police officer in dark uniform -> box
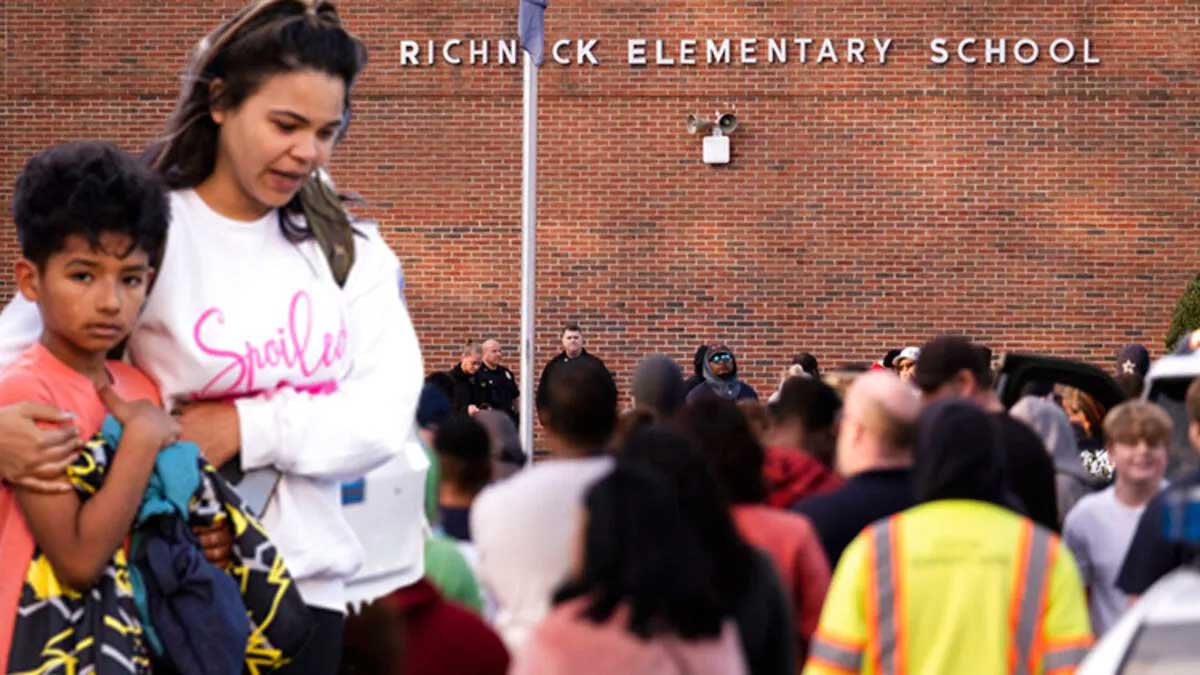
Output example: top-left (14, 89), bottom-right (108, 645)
top-left (446, 341), bottom-right (485, 415)
top-left (477, 339), bottom-right (520, 424)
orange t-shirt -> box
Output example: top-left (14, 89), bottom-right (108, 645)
top-left (0, 342), bottom-right (160, 671)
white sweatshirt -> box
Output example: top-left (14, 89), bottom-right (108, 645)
top-left (0, 189), bottom-right (426, 611)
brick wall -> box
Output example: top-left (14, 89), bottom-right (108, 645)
top-left (1, 1), bottom-right (1197, 402)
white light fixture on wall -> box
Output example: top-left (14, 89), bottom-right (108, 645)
top-left (686, 112), bottom-right (740, 165)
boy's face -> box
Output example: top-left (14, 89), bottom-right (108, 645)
top-left (17, 232), bottom-right (152, 356)
top-left (1109, 438), bottom-right (1168, 486)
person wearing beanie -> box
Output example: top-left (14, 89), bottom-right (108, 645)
top-left (631, 354), bottom-right (687, 420)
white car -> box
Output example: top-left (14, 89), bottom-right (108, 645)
top-left (1144, 331), bottom-right (1200, 480)
top-left (1078, 567), bottom-right (1200, 675)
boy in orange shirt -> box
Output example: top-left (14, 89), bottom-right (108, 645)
top-left (0, 141), bottom-right (177, 672)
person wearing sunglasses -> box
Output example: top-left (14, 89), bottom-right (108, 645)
top-left (686, 344), bottom-right (759, 404)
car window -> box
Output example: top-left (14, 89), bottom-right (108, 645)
top-left (1119, 621), bottom-right (1200, 675)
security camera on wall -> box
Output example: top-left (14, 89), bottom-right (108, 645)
top-left (686, 112), bottom-right (739, 165)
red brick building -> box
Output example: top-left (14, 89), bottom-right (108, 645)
top-left (1, 1), bottom-right (1196, 398)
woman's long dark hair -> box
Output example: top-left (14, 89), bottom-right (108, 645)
top-left (680, 398), bottom-right (768, 505)
top-left (913, 399), bottom-right (1008, 506)
top-left (556, 462), bottom-right (727, 640)
top-left (609, 427), bottom-right (757, 620)
top-left (147, 0), bottom-right (366, 279)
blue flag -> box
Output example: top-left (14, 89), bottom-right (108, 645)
top-left (518, 0), bottom-right (547, 66)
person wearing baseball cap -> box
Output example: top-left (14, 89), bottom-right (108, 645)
top-left (1116, 344), bottom-right (1150, 378)
top-left (894, 346), bottom-right (920, 382)
top-left (1114, 344), bottom-right (1151, 399)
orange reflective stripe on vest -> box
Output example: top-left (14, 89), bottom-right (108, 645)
top-left (1010, 521), bottom-right (1053, 675)
top-left (869, 516), bottom-right (905, 675)
top-left (867, 517), bottom-right (1058, 675)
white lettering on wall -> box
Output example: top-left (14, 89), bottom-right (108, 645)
top-left (707, 39), bottom-right (731, 64)
top-left (393, 36), bottom-right (1100, 68)
top-left (874, 38), bottom-right (893, 64)
top-left (628, 39), bottom-right (647, 65)
top-left (768, 38), bottom-right (787, 63)
top-left (498, 39), bottom-right (518, 65)
top-left (578, 39), bottom-right (600, 65)
top-left (741, 38), bottom-right (758, 64)
top-left (679, 39), bottom-right (698, 65)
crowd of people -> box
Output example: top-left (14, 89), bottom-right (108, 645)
top-left (392, 331), bottom-right (1200, 674)
top-left (0, 1), bottom-right (1198, 674)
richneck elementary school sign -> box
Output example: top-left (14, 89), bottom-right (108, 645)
top-left (398, 36), bottom-right (1099, 67)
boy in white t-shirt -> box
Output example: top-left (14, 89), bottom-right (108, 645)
top-left (1062, 400), bottom-right (1171, 635)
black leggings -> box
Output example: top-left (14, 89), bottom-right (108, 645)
top-left (277, 606), bottom-right (345, 675)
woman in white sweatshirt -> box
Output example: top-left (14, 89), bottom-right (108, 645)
top-left (0, 2), bottom-right (424, 672)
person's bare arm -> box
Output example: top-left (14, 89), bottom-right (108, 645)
top-left (15, 387), bottom-right (178, 588)
top-left (0, 402), bottom-right (82, 493)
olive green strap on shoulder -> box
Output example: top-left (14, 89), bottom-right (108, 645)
top-left (300, 176), bottom-right (356, 288)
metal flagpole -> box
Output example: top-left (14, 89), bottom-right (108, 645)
top-left (519, 53), bottom-right (538, 462)
top-left (517, 0), bottom-right (545, 463)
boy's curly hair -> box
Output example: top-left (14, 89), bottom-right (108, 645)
top-left (13, 141), bottom-right (168, 268)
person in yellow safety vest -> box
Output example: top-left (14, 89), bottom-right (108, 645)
top-left (804, 400), bottom-right (1093, 675)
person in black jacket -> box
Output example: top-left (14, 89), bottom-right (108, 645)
top-left (536, 323), bottom-right (608, 410)
top-left (477, 339), bottom-right (520, 424)
top-left (447, 342), bottom-right (484, 415)
top-left (914, 335), bottom-right (1060, 532)
top-left (683, 344), bottom-right (709, 395)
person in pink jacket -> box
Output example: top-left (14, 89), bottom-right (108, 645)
top-left (512, 463), bottom-right (746, 675)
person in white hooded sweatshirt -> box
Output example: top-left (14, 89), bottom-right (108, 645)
top-left (0, 2), bottom-right (425, 672)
